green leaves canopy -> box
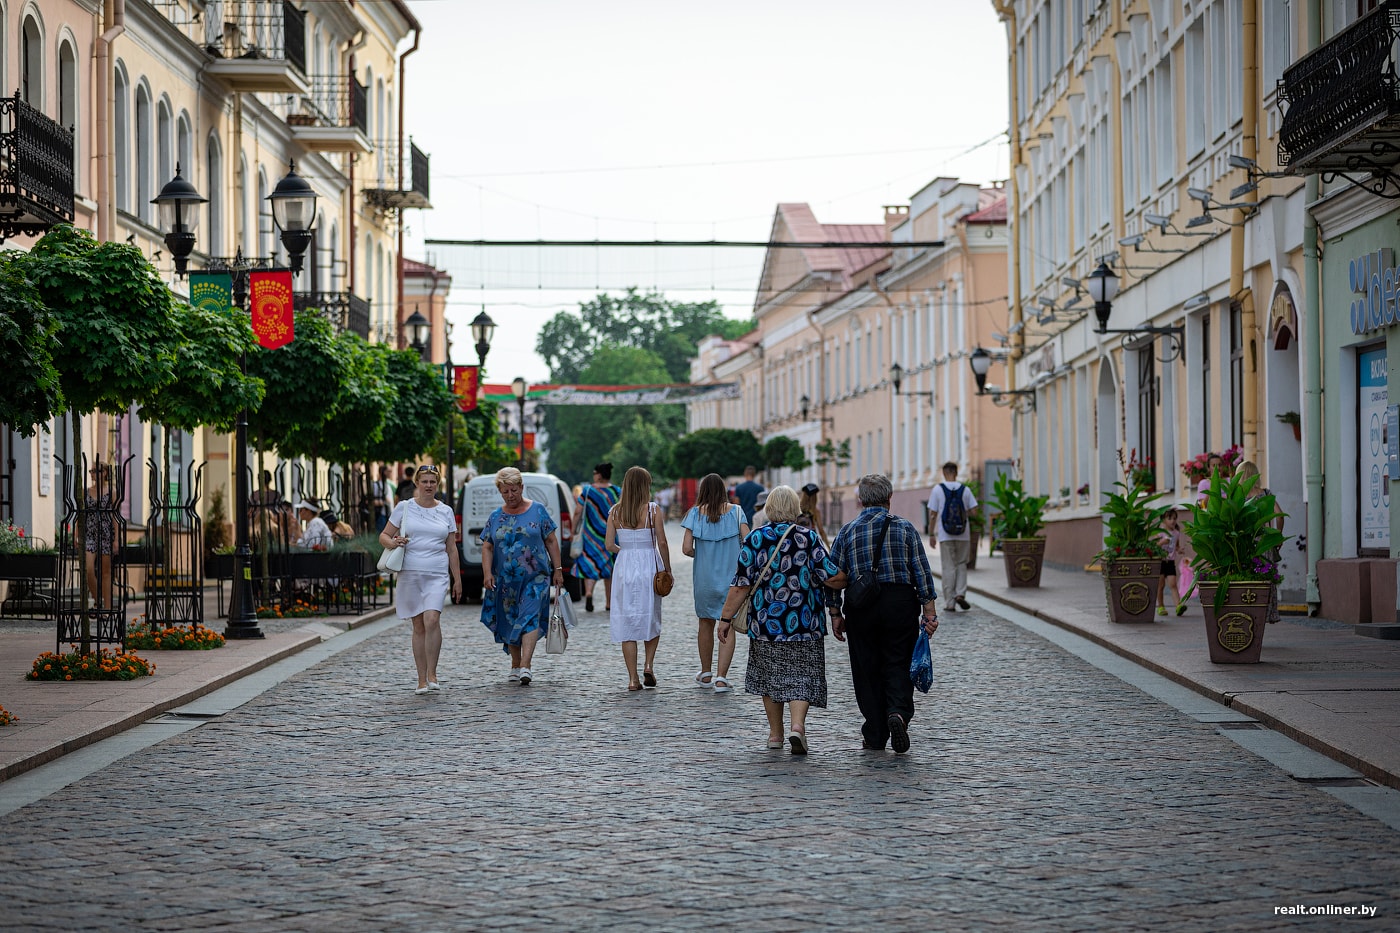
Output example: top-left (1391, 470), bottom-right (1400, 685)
top-left (139, 301), bottom-right (265, 434)
top-left (1095, 480), bottom-right (1171, 562)
top-left (0, 250), bottom-right (63, 435)
top-left (762, 435), bottom-right (810, 472)
top-left (669, 428), bottom-right (762, 480)
top-left (1184, 470), bottom-right (1288, 583)
top-left (246, 307), bottom-right (349, 456)
top-left (305, 335), bottom-right (394, 466)
top-left (987, 472), bottom-right (1048, 540)
top-left (368, 348), bottom-right (456, 463)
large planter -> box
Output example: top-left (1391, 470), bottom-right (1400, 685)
top-left (1001, 537), bottom-right (1045, 588)
top-left (205, 553), bottom-right (235, 580)
top-left (966, 529), bottom-right (981, 570)
top-left (1198, 581), bottom-right (1271, 663)
top-left (1103, 559), bottom-right (1161, 623)
top-left (0, 552), bottom-right (59, 579)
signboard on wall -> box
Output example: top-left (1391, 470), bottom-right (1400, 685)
top-left (38, 427), bottom-right (51, 496)
top-left (1359, 347), bottom-right (1390, 552)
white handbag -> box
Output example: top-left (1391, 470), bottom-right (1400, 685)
top-left (546, 585), bottom-right (573, 655)
top-left (376, 508), bottom-right (410, 573)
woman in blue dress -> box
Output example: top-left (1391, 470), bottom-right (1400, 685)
top-left (571, 462), bottom-right (620, 612)
top-left (681, 473), bottom-right (749, 693)
top-left (480, 467), bottom-right (564, 686)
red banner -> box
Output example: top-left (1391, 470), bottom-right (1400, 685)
top-left (524, 432), bottom-right (536, 451)
top-left (452, 365), bottom-right (480, 413)
top-left (249, 271), bottom-right (294, 349)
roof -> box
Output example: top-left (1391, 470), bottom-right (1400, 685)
top-left (755, 204), bottom-right (890, 304)
top-left (403, 257), bottom-right (449, 278)
top-left (964, 192), bottom-right (1008, 224)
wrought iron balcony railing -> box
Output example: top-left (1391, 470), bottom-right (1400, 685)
top-left (1278, 0), bottom-right (1400, 183)
top-left (364, 141), bottom-right (432, 210)
top-left (294, 291), bottom-right (371, 340)
top-left (0, 93), bottom-right (75, 241)
top-left (204, 0), bottom-right (307, 76)
top-left (288, 76), bottom-right (368, 135)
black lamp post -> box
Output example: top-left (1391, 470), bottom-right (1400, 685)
top-left (967, 346), bottom-right (1036, 408)
top-left (511, 376), bottom-right (528, 470)
top-left (889, 361), bottom-right (934, 402)
top-left (1086, 260), bottom-right (1184, 357)
top-left (152, 164), bottom-right (205, 276)
top-left (405, 309), bottom-right (431, 359)
top-left (155, 161), bottom-right (317, 640)
top-left (471, 310), bottom-right (496, 368)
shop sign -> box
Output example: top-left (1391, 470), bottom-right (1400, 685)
top-left (1350, 248), bottom-right (1400, 335)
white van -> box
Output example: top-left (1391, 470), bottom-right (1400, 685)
top-left (457, 471), bottom-right (578, 601)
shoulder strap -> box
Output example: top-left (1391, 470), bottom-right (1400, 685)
top-left (870, 514), bottom-right (892, 572)
top-left (754, 524), bottom-right (796, 590)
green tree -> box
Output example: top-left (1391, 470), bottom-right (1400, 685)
top-left (246, 307), bottom-right (349, 457)
top-left (139, 300), bottom-right (265, 435)
top-left (669, 428), bottom-right (763, 479)
top-left (424, 401), bottom-right (517, 474)
top-left (0, 251), bottom-right (63, 435)
top-left (305, 334), bottom-right (394, 467)
top-left (368, 348), bottom-right (456, 463)
top-left (606, 417), bottom-right (675, 482)
top-left (537, 288), bottom-right (752, 384)
top-left (543, 345), bottom-right (683, 485)
top-left (762, 435), bottom-right (811, 472)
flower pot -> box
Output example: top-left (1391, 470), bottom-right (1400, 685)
top-left (1197, 581), bottom-right (1271, 663)
top-left (966, 529), bottom-right (980, 570)
top-left (1291, 423), bottom-right (1302, 442)
top-left (1001, 537), bottom-right (1045, 588)
top-left (1103, 560), bottom-right (1161, 623)
top-left (0, 552), bottom-right (58, 579)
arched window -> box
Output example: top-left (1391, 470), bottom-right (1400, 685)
top-left (376, 244), bottom-right (386, 335)
top-left (114, 64), bottom-right (130, 212)
top-left (59, 39), bottom-right (78, 187)
top-left (206, 133), bottom-right (224, 255)
top-left (21, 15), bottom-right (41, 109)
top-left (363, 234), bottom-right (374, 334)
top-left (376, 78), bottom-right (386, 181)
top-left (134, 83), bottom-right (152, 222)
top-left (156, 98), bottom-right (173, 194)
top-left (328, 220), bottom-right (339, 288)
top-left (176, 112), bottom-right (192, 173)
top-left (239, 156), bottom-right (251, 255)
top-left (257, 168), bottom-right (272, 258)
top-left (312, 210), bottom-right (325, 292)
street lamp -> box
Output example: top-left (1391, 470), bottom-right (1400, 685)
top-left (405, 308), bottom-right (431, 360)
top-left (470, 310), bottom-right (496, 367)
top-left (1086, 260), bottom-right (1184, 359)
top-left (967, 346), bottom-right (1036, 409)
top-left (889, 361), bottom-right (934, 402)
top-left (151, 164), bottom-right (205, 276)
top-left (511, 377), bottom-right (528, 470)
top-left (155, 162), bottom-right (317, 639)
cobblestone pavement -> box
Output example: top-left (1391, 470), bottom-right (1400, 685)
top-left (1, 533), bottom-right (1398, 931)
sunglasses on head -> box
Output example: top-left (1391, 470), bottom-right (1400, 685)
top-left (416, 465), bottom-right (440, 475)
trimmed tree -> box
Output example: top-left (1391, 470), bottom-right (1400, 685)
top-left (669, 428), bottom-right (762, 480)
top-left (0, 250), bottom-right (64, 435)
top-left (368, 348), bottom-right (457, 464)
top-left (246, 307), bottom-right (349, 459)
top-left (762, 435), bottom-right (811, 472)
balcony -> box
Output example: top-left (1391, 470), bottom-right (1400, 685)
top-left (1278, 0), bottom-right (1400, 185)
top-left (287, 76), bottom-right (371, 154)
top-left (363, 141), bottom-right (432, 210)
top-left (0, 94), bottom-right (75, 241)
top-left (294, 291), bottom-right (371, 340)
top-left (203, 0), bottom-right (309, 95)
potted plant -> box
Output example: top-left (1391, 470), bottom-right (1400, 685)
top-left (1184, 470), bottom-right (1288, 663)
top-left (1276, 410), bottom-right (1301, 441)
top-left (0, 520), bottom-right (58, 580)
top-left (1077, 482), bottom-right (1091, 506)
top-left (1096, 478), bottom-right (1172, 623)
top-left (987, 472), bottom-right (1049, 588)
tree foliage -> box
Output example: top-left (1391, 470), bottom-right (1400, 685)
top-left (606, 417), bottom-right (674, 482)
top-left (669, 428), bottom-right (762, 480)
top-left (139, 300), bottom-right (265, 434)
top-left (0, 250), bottom-right (64, 435)
top-left (368, 348), bottom-right (456, 463)
top-left (762, 435), bottom-right (810, 472)
top-left (245, 308), bottom-right (349, 456)
top-left (309, 335), bottom-right (395, 466)
top-left (424, 400), bottom-right (517, 473)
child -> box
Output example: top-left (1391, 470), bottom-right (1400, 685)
top-left (1157, 509), bottom-right (1186, 616)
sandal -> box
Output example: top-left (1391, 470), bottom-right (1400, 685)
top-left (694, 670), bottom-right (714, 688)
top-left (713, 675), bottom-right (733, 694)
top-left (789, 732), bottom-right (808, 755)
top-left (628, 680), bottom-right (643, 691)
top-left (643, 670), bottom-right (657, 689)
top-left (766, 736), bottom-right (784, 749)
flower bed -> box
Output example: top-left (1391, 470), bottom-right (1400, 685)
top-left (28, 650), bottom-right (154, 681)
top-left (256, 600), bottom-right (323, 619)
top-left (0, 705), bottom-right (16, 726)
top-left (126, 621), bottom-right (225, 650)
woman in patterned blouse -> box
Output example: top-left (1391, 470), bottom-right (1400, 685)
top-left (717, 486), bottom-right (847, 755)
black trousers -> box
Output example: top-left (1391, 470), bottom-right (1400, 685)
top-left (845, 583), bottom-right (919, 748)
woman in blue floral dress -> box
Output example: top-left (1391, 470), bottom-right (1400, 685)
top-left (717, 485), bottom-right (846, 755)
top-left (480, 467), bottom-right (564, 686)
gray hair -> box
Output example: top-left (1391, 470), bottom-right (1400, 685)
top-left (764, 485), bottom-right (801, 523)
top-left (856, 474), bottom-right (893, 507)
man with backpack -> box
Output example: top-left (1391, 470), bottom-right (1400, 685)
top-left (928, 462), bottom-right (978, 612)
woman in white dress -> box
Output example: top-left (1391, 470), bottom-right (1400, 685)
top-left (379, 465), bottom-right (461, 694)
top-left (605, 466), bottom-right (670, 691)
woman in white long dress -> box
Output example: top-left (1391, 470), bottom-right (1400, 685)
top-left (606, 465), bottom-right (669, 691)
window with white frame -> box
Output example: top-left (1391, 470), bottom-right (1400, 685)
top-left (1122, 88), bottom-right (1138, 210)
top-left (135, 85), bottom-right (152, 222)
top-left (20, 15), bottom-right (41, 109)
top-left (1154, 58), bottom-right (1175, 187)
top-left (1261, 1), bottom-right (1293, 95)
top-left (1185, 17), bottom-right (1206, 155)
top-left (59, 41), bottom-right (78, 187)
top-left (115, 67), bottom-right (129, 212)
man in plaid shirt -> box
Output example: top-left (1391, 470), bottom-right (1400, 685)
top-left (828, 474), bottom-right (939, 753)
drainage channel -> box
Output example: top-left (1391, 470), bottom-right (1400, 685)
top-left (975, 593), bottom-right (1400, 833)
top-left (0, 614), bottom-right (403, 817)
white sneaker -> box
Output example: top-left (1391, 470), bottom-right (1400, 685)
top-left (518, 668), bottom-right (532, 685)
top-left (509, 668), bottom-right (521, 682)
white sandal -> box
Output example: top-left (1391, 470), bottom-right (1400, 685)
top-left (713, 675), bottom-right (733, 693)
top-left (694, 670), bottom-right (714, 688)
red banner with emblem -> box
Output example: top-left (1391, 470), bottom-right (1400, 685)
top-left (452, 365), bottom-right (480, 413)
top-left (249, 271), bottom-right (294, 349)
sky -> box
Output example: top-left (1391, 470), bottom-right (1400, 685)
top-left (402, 0), bottom-right (1011, 385)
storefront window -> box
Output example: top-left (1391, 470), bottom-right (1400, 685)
top-left (1138, 346), bottom-right (1157, 479)
top-left (1359, 346), bottom-right (1389, 555)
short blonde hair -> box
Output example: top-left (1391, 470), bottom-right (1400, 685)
top-left (764, 485), bottom-right (801, 523)
top-left (495, 466), bottom-right (523, 489)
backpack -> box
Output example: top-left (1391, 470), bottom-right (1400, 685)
top-left (939, 483), bottom-right (967, 536)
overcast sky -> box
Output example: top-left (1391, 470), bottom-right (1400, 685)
top-left (403, 0), bottom-right (1010, 384)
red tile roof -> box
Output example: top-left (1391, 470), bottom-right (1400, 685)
top-left (964, 192), bottom-right (1008, 224)
top-left (403, 257), bottom-right (448, 276)
top-left (776, 203), bottom-right (889, 281)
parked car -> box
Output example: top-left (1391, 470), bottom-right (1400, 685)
top-left (456, 471), bottom-right (579, 602)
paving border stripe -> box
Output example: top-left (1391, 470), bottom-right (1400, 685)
top-left (0, 606), bottom-right (396, 784)
top-left (949, 574), bottom-right (1400, 792)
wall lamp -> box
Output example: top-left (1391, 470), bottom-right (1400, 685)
top-left (968, 347), bottom-right (1037, 410)
top-left (1087, 262), bottom-right (1185, 362)
top-left (889, 362), bottom-right (935, 403)
top-left (799, 393), bottom-right (834, 424)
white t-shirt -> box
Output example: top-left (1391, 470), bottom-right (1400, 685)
top-left (298, 517), bottom-right (333, 550)
top-left (928, 482), bottom-right (978, 543)
top-left (389, 499), bottom-right (457, 573)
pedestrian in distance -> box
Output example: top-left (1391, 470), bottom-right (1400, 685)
top-left (395, 465), bottom-right (416, 504)
top-left (750, 489), bottom-right (770, 529)
top-left (381, 465), bottom-right (462, 695)
top-left (734, 465), bottom-right (765, 525)
top-left (680, 473), bottom-right (750, 693)
top-left (829, 474), bottom-right (939, 754)
top-left (605, 465), bottom-right (669, 691)
top-left (371, 466), bottom-right (393, 531)
top-left (1157, 508), bottom-right (1185, 617)
top-left (928, 462), bottom-right (978, 612)
top-left (82, 463), bottom-right (119, 610)
top-left (1234, 459), bottom-right (1283, 625)
top-left (572, 462), bottom-right (620, 613)
top-left (1196, 453), bottom-right (1232, 504)
top-left (294, 499), bottom-right (333, 550)
top-left (479, 466), bottom-right (563, 686)
top-left (718, 485), bottom-right (846, 755)
top-left (799, 482), bottom-right (827, 547)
